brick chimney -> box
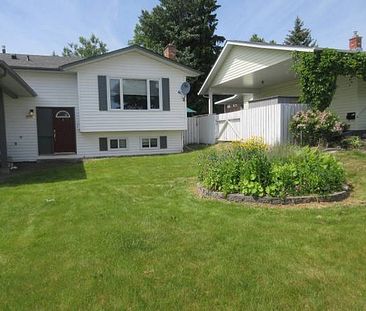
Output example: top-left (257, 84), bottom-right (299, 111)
top-left (163, 43), bottom-right (177, 60)
top-left (349, 31), bottom-right (362, 51)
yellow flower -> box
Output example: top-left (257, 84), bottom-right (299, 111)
top-left (232, 137), bottom-right (268, 151)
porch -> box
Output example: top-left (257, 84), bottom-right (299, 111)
top-left (0, 60), bottom-right (37, 170)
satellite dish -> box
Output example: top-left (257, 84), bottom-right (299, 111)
top-left (178, 82), bottom-right (191, 96)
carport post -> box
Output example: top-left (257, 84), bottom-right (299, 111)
top-left (208, 90), bottom-right (214, 114)
top-left (0, 88), bottom-right (8, 169)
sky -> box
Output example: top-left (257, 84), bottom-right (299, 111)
top-left (0, 0), bottom-right (365, 55)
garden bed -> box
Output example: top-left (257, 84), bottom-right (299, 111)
top-left (198, 139), bottom-right (348, 203)
top-left (197, 184), bottom-right (350, 205)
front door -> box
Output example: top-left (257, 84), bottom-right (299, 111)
top-left (53, 108), bottom-right (76, 153)
top-left (36, 107), bottom-right (76, 155)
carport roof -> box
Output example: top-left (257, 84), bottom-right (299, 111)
top-left (198, 40), bottom-right (314, 95)
top-left (0, 60), bottom-right (37, 98)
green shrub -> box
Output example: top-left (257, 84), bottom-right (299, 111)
top-left (294, 147), bottom-right (346, 194)
top-left (198, 144), bottom-right (270, 196)
top-left (290, 110), bottom-right (348, 146)
top-left (267, 147), bottom-right (346, 197)
top-left (238, 150), bottom-right (271, 197)
top-left (341, 136), bottom-right (362, 149)
top-left (266, 162), bottom-right (299, 198)
top-left (198, 143), bottom-right (346, 198)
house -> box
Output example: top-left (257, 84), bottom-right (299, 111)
top-left (0, 44), bottom-right (200, 167)
top-left (198, 32), bottom-right (366, 143)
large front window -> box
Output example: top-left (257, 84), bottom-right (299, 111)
top-left (123, 79), bottom-right (147, 110)
top-left (109, 78), bottom-right (160, 110)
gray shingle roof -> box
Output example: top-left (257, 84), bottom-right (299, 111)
top-left (0, 53), bottom-right (82, 70)
top-left (0, 46), bottom-right (201, 76)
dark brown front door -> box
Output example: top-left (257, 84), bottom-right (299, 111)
top-left (53, 108), bottom-right (76, 153)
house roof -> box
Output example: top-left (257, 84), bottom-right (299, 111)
top-left (0, 53), bottom-right (81, 71)
top-left (61, 45), bottom-right (201, 76)
top-left (0, 45), bottom-right (201, 77)
top-left (0, 60), bottom-right (37, 97)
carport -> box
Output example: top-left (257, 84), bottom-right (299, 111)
top-left (0, 60), bottom-right (37, 169)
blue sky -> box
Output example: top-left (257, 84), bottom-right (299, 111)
top-left (1, 0), bottom-right (365, 55)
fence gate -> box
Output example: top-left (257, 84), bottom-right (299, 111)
top-left (217, 111), bottom-right (242, 141)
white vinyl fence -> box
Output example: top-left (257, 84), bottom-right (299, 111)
top-left (184, 98), bottom-right (306, 146)
top-left (185, 116), bottom-right (200, 144)
top-left (184, 114), bottom-right (216, 145)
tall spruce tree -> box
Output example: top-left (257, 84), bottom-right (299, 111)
top-left (131, 0), bottom-right (225, 114)
top-left (284, 17), bottom-right (316, 47)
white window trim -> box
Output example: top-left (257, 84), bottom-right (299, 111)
top-left (140, 137), bottom-right (160, 150)
top-left (108, 137), bottom-right (128, 150)
top-left (107, 77), bottom-right (162, 111)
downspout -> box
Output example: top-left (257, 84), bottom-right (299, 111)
top-left (0, 64), bottom-right (8, 169)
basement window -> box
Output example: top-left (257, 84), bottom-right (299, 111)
top-left (141, 137), bottom-right (158, 149)
top-left (109, 138), bottom-right (127, 149)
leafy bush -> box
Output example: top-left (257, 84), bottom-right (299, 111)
top-left (198, 141), bottom-right (346, 198)
top-left (290, 110), bottom-right (348, 146)
top-left (198, 144), bottom-right (270, 196)
top-left (267, 147), bottom-right (346, 197)
top-left (266, 162), bottom-right (299, 198)
top-left (232, 137), bottom-right (268, 152)
top-left (238, 150), bottom-right (271, 197)
top-left (341, 136), bottom-right (362, 149)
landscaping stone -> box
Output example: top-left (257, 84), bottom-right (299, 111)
top-left (197, 184), bottom-right (350, 205)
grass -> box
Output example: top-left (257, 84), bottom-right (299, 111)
top-left (0, 148), bottom-right (366, 310)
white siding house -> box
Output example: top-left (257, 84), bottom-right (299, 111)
top-left (0, 45), bottom-right (200, 164)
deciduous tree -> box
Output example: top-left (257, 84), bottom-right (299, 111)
top-left (63, 34), bottom-right (108, 58)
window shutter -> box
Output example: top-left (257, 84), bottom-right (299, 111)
top-left (99, 137), bottom-right (108, 151)
top-left (162, 78), bottom-right (170, 111)
top-left (98, 75), bottom-right (108, 111)
top-left (160, 136), bottom-right (167, 149)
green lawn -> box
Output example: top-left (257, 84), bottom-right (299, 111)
top-left (0, 149), bottom-right (366, 310)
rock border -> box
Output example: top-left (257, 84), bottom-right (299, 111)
top-left (197, 184), bottom-right (350, 205)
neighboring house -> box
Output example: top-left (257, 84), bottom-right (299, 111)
top-left (0, 45), bottom-right (200, 166)
top-left (198, 33), bottom-right (366, 142)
